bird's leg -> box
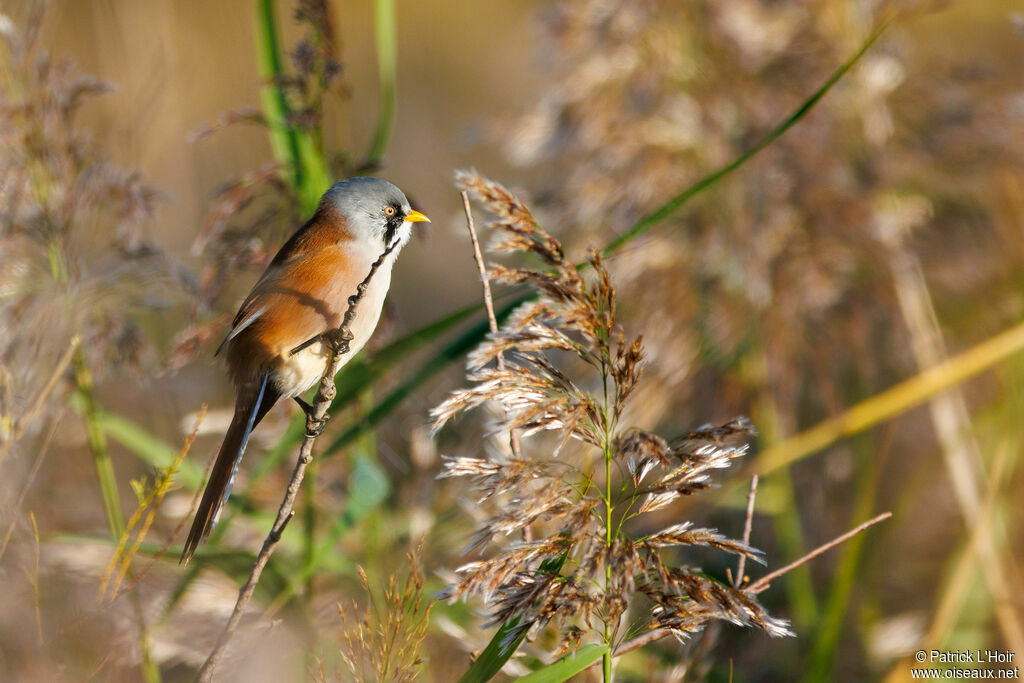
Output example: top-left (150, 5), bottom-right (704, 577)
top-left (294, 396), bottom-right (330, 437)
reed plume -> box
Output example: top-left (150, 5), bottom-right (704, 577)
top-left (433, 171), bottom-right (792, 671)
top-left (0, 2), bottom-right (184, 438)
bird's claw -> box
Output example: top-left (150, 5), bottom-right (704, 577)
top-left (328, 329), bottom-right (354, 356)
top-left (305, 413), bottom-right (330, 438)
top-left (294, 397), bottom-right (330, 438)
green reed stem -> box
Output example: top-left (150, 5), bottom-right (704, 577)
top-left (255, 0), bottom-right (302, 191)
top-left (254, 0), bottom-right (330, 214)
top-left (802, 433), bottom-right (879, 682)
top-left (73, 349), bottom-right (124, 538)
top-left (601, 361), bottom-right (614, 683)
top-left (73, 349), bottom-right (160, 682)
top-left (364, 0), bottom-right (397, 169)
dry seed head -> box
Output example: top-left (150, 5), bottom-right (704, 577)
top-left (642, 522), bottom-right (766, 564)
top-left (438, 171), bottom-right (790, 661)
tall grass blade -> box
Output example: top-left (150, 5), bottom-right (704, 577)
top-left (255, 0), bottom-right (302, 191)
top-left (364, 0), bottom-right (397, 169)
top-left (802, 434), bottom-right (879, 682)
top-left (457, 553), bottom-right (569, 683)
top-left (73, 349), bottom-right (124, 538)
top-left (753, 319), bottom-right (1024, 476)
top-left (512, 643), bottom-right (609, 683)
top-left (602, 19), bottom-right (891, 256)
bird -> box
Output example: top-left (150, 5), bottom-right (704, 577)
top-left (180, 177), bottom-right (429, 564)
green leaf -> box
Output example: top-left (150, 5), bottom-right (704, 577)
top-left (458, 553), bottom-right (569, 683)
top-left (343, 453), bottom-right (390, 522)
top-left (512, 644), bottom-right (610, 683)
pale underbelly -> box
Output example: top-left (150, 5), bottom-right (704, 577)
top-left (269, 267), bottom-right (390, 399)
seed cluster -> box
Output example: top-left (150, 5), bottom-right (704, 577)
top-left (432, 171), bottom-right (791, 657)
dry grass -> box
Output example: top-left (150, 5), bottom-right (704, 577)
top-left (434, 172), bottom-right (794, 674)
top-left (321, 552), bottom-right (432, 683)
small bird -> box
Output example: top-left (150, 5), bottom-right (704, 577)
top-left (180, 177), bottom-right (428, 564)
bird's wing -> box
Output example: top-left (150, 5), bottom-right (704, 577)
top-left (220, 244), bottom-right (365, 371)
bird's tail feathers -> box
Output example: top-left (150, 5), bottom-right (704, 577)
top-left (180, 374), bottom-right (271, 565)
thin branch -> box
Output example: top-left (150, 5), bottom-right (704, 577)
top-left (197, 238), bottom-right (402, 681)
top-left (461, 189), bottom-right (522, 464)
top-left (614, 628), bottom-right (670, 657)
top-left (748, 511), bottom-right (892, 593)
top-left (693, 474), bottom-right (759, 681)
top-left (610, 510), bottom-right (892, 660)
top-left (733, 475), bottom-right (758, 588)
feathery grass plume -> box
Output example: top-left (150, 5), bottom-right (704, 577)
top-left (0, 3), bottom-right (186, 438)
top-left (434, 171), bottom-right (792, 674)
top-left (316, 549), bottom-right (432, 683)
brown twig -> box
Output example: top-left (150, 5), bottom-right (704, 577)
top-left (613, 628), bottom-right (671, 657)
top-left (197, 238), bottom-right (402, 681)
top-left (747, 511), bottom-right (892, 593)
top-left (611, 510), bottom-right (893, 660)
top-left (460, 190), bottom-right (523, 461)
top-left (733, 475), bottom-right (758, 588)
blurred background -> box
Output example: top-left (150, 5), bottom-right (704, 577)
top-left (2, 0), bottom-right (1023, 680)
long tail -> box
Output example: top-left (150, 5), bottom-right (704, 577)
top-left (180, 374), bottom-right (274, 565)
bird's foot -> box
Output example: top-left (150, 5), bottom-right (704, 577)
top-left (294, 397), bottom-right (330, 437)
top-left (328, 329), bottom-right (354, 357)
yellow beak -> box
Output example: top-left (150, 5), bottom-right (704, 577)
top-left (405, 209), bottom-right (430, 223)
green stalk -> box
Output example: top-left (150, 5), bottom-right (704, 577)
top-left (771, 472), bottom-right (818, 625)
top-left (601, 360), bottom-right (614, 683)
top-left (254, 0), bottom-right (330, 214)
top-left (73, 350), bottom-right (124, 538)
top-left (46, 239), bottom-right (67, 284)
top-left (747, 351), bottom-right (817, 624)
top-left (603, 446), bottom-right (612, 682)
top-left (364, 0), bottom-right (397, 169)
top-left (73, 350), bottom-right (160, 682)
top-left (802, 434), bottom-right (878, 682)
top-left (255, 0), bottom-right (302, 191)
top-left (48, 198), bottom-right (158, 679)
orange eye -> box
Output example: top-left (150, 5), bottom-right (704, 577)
top-left (384, 206), bottom-right (396, 216)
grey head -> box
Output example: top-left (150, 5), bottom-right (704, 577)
top-left (319, 177), bottom-right (428, 249)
